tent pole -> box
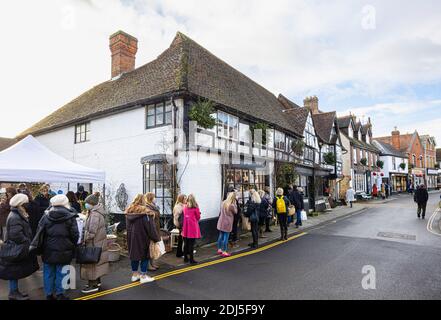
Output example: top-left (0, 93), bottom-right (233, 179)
top-left (102, 183), bottom-right (106, 209)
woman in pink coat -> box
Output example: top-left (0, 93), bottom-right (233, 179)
top-left (182, 194), bottom-right (201, 264)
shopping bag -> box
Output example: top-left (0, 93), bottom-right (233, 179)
top-left (157, 239), bottom-right (166, 256)
top-left (241, 214), bottom-right (251, 231)
top-left (301, 210), bottom-right (308, 221)
top-left (149, 239), bottom-right (166, 260)
top-left (288, 205), bottom-right (296, 216)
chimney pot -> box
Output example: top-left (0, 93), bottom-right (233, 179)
top-left (109, 30), bottom-right (138, 78)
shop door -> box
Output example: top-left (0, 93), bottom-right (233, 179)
top-left (308, 176), bottom-right (315, 211)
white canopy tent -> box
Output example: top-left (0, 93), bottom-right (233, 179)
top-left (0, 135), bottom-right (105, 183)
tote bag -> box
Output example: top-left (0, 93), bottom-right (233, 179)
top-left (149, 239), bottom-right (165, 260)
top-left (301, 210), bottom-right (308, 221)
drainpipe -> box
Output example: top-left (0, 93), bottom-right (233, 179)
top-left (171, 94), bottom-right (179, 204)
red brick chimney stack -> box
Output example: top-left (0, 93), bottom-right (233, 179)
top-left (304, 96), bottom-right (319, 114)
top-left (391, 126), bottom-right (401, 150)
top-left (109, 30), bottom-right (138, 78)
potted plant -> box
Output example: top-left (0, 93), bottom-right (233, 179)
top-left (188, 99), bottom-right (216, 129)
top-left (376, 160), bottom-right (384, 169)
top-left (399, 163), bottom-right (406, 170)
top-left (291, 139), bottom-right (305, 157)
top-left (323, 152), bottom-right (336, 165)
top-left (360, 158), bottom-right (368, 166)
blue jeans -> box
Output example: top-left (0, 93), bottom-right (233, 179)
top-left (131, 260), bottom-right (148, 274)
top-left (43, 264), bottom-right (67, 296)
top-left (295, 209), bottom-right (302, 226)
top-left (217, 231), bottom-right (230, 252)
top-left (9, 280), bottom-right (18, 294)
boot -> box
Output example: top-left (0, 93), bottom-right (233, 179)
top-left (8, 290), bottom-right (29, 301)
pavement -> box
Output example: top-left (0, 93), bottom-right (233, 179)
top-left (2, 191), bottom-right (441, 300)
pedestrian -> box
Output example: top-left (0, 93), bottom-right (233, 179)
top-left (372, 184), bottom-right (378, 198)
top-left (273, 188), bottom-right (290, 241)
top-left (31, 194), bottom-right (79, 300)
top-left (263, 186), bottom-right (273, 232)
top-left (290, 185), bottom-right (304, 228)
top-left (75, 185), bottom-right (89, 202)
top-left (229, 188), bottom-right (242, 248)
top-left (385, 183), bottom-right (390, 198)
top-left (125, 194), bottom-right (160, 284)
top-left (245, 189), bottom-right (261, 249)
top-left (0, 194), bottom-right (39, 300)
top-left (216, 192), bottom-right (238, 257)
top-left (286, 185), bottom-right (294, 226)
top-left (34, 184), bottom-right (52, 228)
top-left (66, 191), bottom-right (81, 213)
top-left (346, 186), bottom-right (355, 208)
top-left (381, 183), bottom-right (386, 199)
top-left (182, 194), bottom-right (201, 264)
top-left (0, 187), bottom-right (17, 240)
top-left (257, 190), bottom-right (270, 238)
top-left (79, 194), bottom-right (109, 294)
top-left (173, 194), bottom-right (187, 258)
top-left (144, 192), bottom-right (161, 271)
top-left (414, 184), bottom-right (429, 219)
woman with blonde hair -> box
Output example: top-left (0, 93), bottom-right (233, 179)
top-left (143, 192), bottom-right (161, 271)
top-left (244, 189), bottom-right (261, 249)
top-left (173, 194), bottom-right (187, 258)
top-left (181, 194), bottom-right (201, 264)
top-left (273, 188), bottom-right (290, 241)
top-left (216, 192), bottom-right (238, 257)
top-left (125, 194), bottom-right (160, 284)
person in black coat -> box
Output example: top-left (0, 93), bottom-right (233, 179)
top-left (245, 190), bottom-right (261, 249)
top-left (289, 185), bottom-right (305, 228)
top-left (257, 190), bottom-right (270, 238)
top-left (66, 191), bottom-right (81, 213)
top-left (414, 184), bottom-right (429, 219)
top-left (33, 185), bottom-right (52, 232)
top-left (0, 194), bottom-right (39, 300)
top-left (31, 194), bottom-right (79, 300)
top-left (227, 187), bottom-right (242, 246)
top-left (75, 185), bottom-right (89, 201)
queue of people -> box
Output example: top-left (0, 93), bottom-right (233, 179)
top-left (0, 184), bottom-right (109, 300)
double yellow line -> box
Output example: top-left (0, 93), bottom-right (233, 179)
top-left (75, 232), bottom-right (308, 300)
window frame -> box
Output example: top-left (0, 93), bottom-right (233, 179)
top-left (142, 161), bottom-right (173, 217)
top-left (145, 102), bottom-right (172, 129)
top-left (74, 122), bottom-right (91, 144)
top-left (216, 111), bottom-right (239, 141)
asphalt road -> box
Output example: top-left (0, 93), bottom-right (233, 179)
top-left (89, 191), bottom-right (441, 300)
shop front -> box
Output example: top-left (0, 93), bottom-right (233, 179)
top-left (389, 173), bottom-right (407, 193)
top-left (353, 170), bottom-right (367, 193)
top-left (426, 168), bottom-right (438, 190)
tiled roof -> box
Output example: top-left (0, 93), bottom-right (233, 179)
top-left (20, 32), bottom-right (300, 138)
top-left (336, 115), bottom-right (352, 129)
top-left (372, 140), bottom-right (407, 158)
top-left (312, 112), bottom-right (336, 144)
top-left (0, 137), bottom-right (16, 151)
top-left (277, 94), bottom-right (309, 136)
top-left (346, 134), bottom-right (380, 153)
top-left (375, 132), bottom-right (416, 153)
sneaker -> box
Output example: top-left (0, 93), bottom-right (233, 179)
top-left (217, 249), bottom-right (223, 255)
top-left (8, 291), bottom-right (29, 301)
top-left (221, 252), bottom-right (231, 257)
top-left (131, 274), bottom-right (141, 282)
top-left (140, 275), bottom-right (155, 284)
top-left (81, 285), bottom-right (99, 294)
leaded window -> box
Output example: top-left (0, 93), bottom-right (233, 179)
top-left (142, 161), bottom-right (173, 217)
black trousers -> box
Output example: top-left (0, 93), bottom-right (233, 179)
top-left (176, 232), bottom-right (184, 257)
top-left (230, 213), bottom-right (241, 242)
top-left (250, 220), bottom-right (259, 246)
top-left (278, 214), bottom-right (288, 236)
top-left (183, 237), bottom-right (195, 261)
top-left (417, 202), bottom-right (427, 217)
top-left (265, 217), bottom-right (272, 231)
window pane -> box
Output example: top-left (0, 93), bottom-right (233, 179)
top-left (81, 132), bottom-right (86, 142)
top-left (165, 103), bottom-right (172, 113)
top-left (156, 113), bottom-right (164, 125)
top-left (150, 163), bottom-right (156, 177)
top-left (165, 112), bottom-right (172, 124)
top-left (147, 105), bottom-right (155, 116)
top-left (147, 115), bottom-right (155, 127)
top-left (156, 104), bottom-right (164, 114)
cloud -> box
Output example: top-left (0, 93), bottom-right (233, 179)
top-left (0, 0), bottom-right (440, 144)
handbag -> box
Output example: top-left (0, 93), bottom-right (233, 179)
top-left (0, 240), bottom-right (28, 262)
top-left (149, 239), bottom-right (165, 260)
top-left (241, 214), bottom-right (251, 231)
top-left (76, 245), bottom-right (102, 264)
top-left (288, 205), bottom-right (296, 216)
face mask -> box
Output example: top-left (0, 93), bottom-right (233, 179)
top-left (85, 203), bottom-right (92, 210)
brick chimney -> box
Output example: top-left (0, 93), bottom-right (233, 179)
top-left (304, 96), bottom-right (319, 114)
top-left (391, 127), bottom-right (400, 150)
top-left (109, 30), bottom-right (138, 78)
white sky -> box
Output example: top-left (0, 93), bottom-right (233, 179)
top-left (0, 0), bottom-right (440, 143)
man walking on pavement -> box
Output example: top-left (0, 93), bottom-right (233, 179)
top-left (414, 184), bottom-right (429, 219)
top-left (289, 185), bottom-right (304, 228)
top-left (346, 186), bottom-right (355, 208)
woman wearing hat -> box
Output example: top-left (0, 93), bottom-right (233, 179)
top-left (79, 194), bottom-right (109, 294)
top-left (31, 194), bottom-right (79, 300)
top-left (0, 194), bottom-right (39, 300)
